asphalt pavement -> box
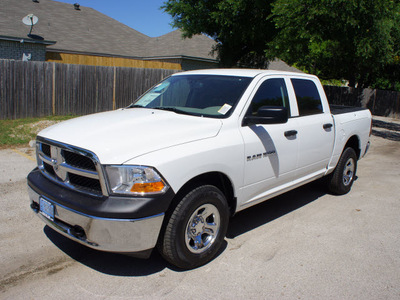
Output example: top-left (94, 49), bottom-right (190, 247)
top-left (0, 118), bottom-right (399, 299)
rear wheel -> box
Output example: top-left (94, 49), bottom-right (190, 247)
top-left (328, 147), bottom-right (357, 195)
top-left (159, 185), bottom-right (229, 269)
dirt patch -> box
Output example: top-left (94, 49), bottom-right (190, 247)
top-left (5, 120), bottom-right (63, 149)
top-left (0, 257), bottom-right (74, 293)
top-left (27, 120), bottom-right (61, 132)
top-left (9, 121), bottom-right (60, 140)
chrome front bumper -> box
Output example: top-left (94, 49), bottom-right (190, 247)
top-left (28, 186), bottom-right (164, 254)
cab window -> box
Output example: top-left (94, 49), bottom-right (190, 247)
top-left (248, 78), bottom-right (290, 116)
top-left (291, 79), bottom-right (323, 116)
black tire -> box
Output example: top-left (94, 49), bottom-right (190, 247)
top-left (328, 147), bottom-right (358, 195)
top-left (159, 185), bottom-right (229, 269)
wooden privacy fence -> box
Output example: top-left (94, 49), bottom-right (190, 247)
top-left (0, 60), bottom-right (178, 119)
top-left (324, 85), bottom-right (400, 119)
top-left (1, 59), bottom-right (400, 119)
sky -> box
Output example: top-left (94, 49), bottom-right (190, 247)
top-left (57, 0), bottom-right (175, 37)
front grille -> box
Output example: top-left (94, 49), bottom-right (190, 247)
top-left (36, 138), bottom-right (106, 196)
top-left (43, 161), bottom-right (56, 176)
top-left (42, 143), bottom-right (51, 157)
top-left (63, 150), bottom-right (96, 171)
top-left (69, 173), bottom-right (102, 193)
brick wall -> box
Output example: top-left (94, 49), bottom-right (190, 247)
top-left (0, 40), bottom-right (46, 61)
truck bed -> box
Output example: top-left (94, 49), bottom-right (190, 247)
top-left (330, 104), bottom-right (368, 115)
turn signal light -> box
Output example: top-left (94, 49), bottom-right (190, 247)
top-left (131, 181), bottom-right (165, 194)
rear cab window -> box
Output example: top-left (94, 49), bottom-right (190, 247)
top-left (291, 79), bottom-right (323, 116)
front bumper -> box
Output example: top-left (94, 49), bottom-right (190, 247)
top-left (27, 167), bottom-right (175, 256)
top-left (28, 186), bottom-right (164, 254)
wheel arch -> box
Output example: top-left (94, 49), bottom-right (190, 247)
top-left (170, 172), bottom-right (237, 217)
top-left (157, 171), bottom-right (236, 266)
top-left (344, 135), bottom-right (361, 159)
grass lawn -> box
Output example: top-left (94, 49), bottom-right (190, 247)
top-left (0, 115), bottom-right (76, 148)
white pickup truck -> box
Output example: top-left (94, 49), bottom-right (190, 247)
top-left (28, 69), bottom-right (372, 269)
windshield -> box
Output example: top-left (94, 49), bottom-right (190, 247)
top-left (130, 75), bottom-right (252, 118)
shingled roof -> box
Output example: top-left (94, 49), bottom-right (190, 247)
top-left (0, 0), bottom-right (216, 61)
top-left (145, 30), bottom-right (216, 61)
top-left (1, 0), bottom-right (303, 72)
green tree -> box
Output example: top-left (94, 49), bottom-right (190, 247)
top-left (270, 0), bottom-right (400, 88)
top-left (162, 0), bottom-right (277, 67)
top-left (163, 0), bottom-right (400, 90)
top-left (371, 6), bottom-right (400, 91)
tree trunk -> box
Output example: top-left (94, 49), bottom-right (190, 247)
top-left (348, 76), bottom-right (356, 88)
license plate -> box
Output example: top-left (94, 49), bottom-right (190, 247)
top-left (39, 197), bottom-right (55, 221)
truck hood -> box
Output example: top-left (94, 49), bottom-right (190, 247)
top-left (38, 108), bottom-right (223, 164)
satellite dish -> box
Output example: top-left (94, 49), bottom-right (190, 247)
top-left (22, 14), bottom-right (38, 26)
top-left (22, 14), bottom-right (39, 37)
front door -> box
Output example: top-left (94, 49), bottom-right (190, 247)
top-left (239, 77), bottom-right (299, 208)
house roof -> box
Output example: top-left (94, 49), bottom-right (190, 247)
top-left (0, 0), bottom-right (216, 61)
top-left (0, 34), bottom-right (56, 45)
top-left (144, 30), bottom-right (216, 61)
top-left (268, 59), bottom-right (303, 73)
top-left (1, 0), bottom-right (300, 71)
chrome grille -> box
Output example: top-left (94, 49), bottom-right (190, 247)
top-left (36, 138), bottom-right (107, 196)
top-left (41, 143), bottom-right (51, 157)
top-left (63, 151), bottom-right (97, 171)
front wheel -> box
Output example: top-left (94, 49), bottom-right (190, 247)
top-left (159, 185), bottom-right (229, 269)
top-left (328, 147), bottom-right (358, 195)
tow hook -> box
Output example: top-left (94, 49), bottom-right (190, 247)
top-left (30, 201), bottom-right (39, 213)
top-left (68, 225), bottom-right (86, 239)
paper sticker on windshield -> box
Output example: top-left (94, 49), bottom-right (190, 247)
top-left (136, 93), bottom-right (159, 106)
top-left (218, 104), bottom-right (232, 115)
top-left (153, 81), bottom-right (170, 93)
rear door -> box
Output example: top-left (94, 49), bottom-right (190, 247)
top-left (289, 78), bottom-right (334, 179)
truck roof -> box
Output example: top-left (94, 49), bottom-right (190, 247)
top-left (172, 68), bottom-right (312, 78)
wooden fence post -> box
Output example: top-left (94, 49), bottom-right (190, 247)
top-left (52, 62), bottom-right (56, 115)
top-left (113, 66), bottom-right (116, 110)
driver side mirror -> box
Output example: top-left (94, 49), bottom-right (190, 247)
top-left (242, 106), bottom-right (288, 126)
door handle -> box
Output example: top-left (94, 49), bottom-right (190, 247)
top-left (323, 123), bottom-right (333, 130)
top-left (284, 130), bottom-right (298, 137)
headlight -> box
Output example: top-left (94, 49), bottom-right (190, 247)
top-left (105, 165), bottom-right (168, 195)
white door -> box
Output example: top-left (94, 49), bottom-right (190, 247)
top-left (290, 78), bottom-right (334, 179)
top-left (239, 77), bottom-right (299, 208)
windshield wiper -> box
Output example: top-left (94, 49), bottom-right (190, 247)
top-left (152, 107), bottom-right (194, 116)
top-left (127, 104), bottom-right (144, 108)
